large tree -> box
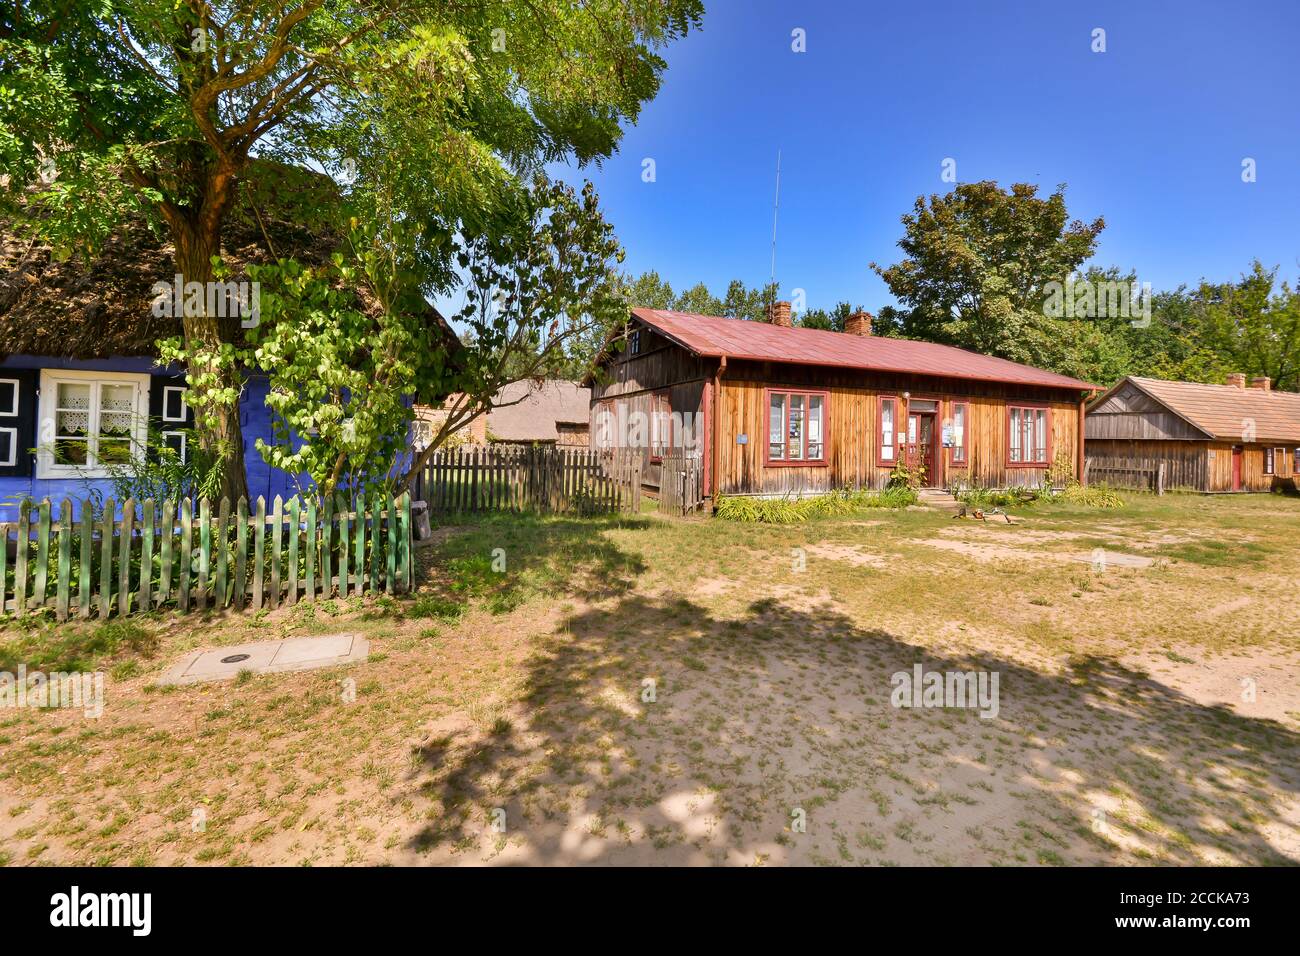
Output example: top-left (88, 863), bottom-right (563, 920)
top-left (871, 181), bottom-right (1104, 369)
top-left (1197, 261), bottom-right (1300, 392)
top-left (1, 0), bottom-right (702, 499)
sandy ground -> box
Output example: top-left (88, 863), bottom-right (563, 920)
top-left (2, 496), bottom-right (1297, 866)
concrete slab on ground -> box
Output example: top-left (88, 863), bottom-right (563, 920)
top-left (158, 634), bottom-right (369, 686)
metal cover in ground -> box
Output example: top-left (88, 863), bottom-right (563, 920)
top-left (158, 634), bottom-right (369, 686)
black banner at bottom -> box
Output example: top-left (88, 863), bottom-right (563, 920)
top-left (0, 865), bottom-right (1282, 942)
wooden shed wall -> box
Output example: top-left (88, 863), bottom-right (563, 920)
top-left (590, 331), bottom-right (709, 492)
top-left (1085, 440), bottom-right (1210, 490)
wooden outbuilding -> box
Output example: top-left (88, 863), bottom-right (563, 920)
top-left (1085, 375), bottom-right (1300, 492)
top-left (586, 303), bottom-right (1097, 503)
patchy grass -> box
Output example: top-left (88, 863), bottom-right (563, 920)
top-left (0, 495), bottom-right (1297, 866)
top-left (0, 618), bottom-right (159, 673)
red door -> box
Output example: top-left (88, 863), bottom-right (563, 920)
top-left (1231, 446), bottom-right (1243, 491)
top-left (907, 413), bottom-right (936, 486)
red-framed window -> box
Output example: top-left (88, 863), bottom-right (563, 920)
top-left (1007, 405), bottom-right (1049, 466)
top-left (766, 389), bottom-right (827, 465)
top-left (1264, 446), bottom-right (1277, 475)
top-left (949, 401), bottom-right (969, 466)
top-left (650, 391), bottom-right (672, 461)
top-left (877, 396), bottom-right (899, 466)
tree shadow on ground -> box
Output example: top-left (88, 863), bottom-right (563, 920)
top-left (398, 582), bottom-right (1299, 865)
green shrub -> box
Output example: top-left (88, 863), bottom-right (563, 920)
top-left (714, 486), bottom-right (917, 524)
top-left (955, 481), bottom-right (1123, 510)
top-left (1056, 483), bottom-right (1124, 509)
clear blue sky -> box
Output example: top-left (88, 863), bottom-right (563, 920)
top-left (540, 0), bottom-right (1300, 315)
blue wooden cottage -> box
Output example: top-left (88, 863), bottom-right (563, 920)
top-left (0, 167), bottom-right (455, 521)
top-left (1, 162), bottom-right (468, 524)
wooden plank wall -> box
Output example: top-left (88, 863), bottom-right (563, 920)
top-left (1206, 442), bottom-right (1296, 492)
top-left (591, 352), bottom-right (707, 492)
top-left (716, 370), bottom-right (1080, 495)
top-left (1085, 440), bottom-right (1210, 491)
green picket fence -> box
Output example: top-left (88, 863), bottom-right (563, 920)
top-left (0, 493), bottom-right (414, 621)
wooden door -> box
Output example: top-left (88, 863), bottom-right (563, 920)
top-left (1231, 446), bottom-right (1243, 491)
top-left (907, 413), bottom-right (937, 486)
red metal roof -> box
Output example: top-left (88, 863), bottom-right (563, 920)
top-left (632, 309), bottom-right (1096, 391)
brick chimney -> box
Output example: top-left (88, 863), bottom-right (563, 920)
top-left (844, 309), bottom-right (873, 336)
top-left (767, 300), bottom-right (792, 327)
top-left (1226, 373), bottom-right (1246, 389)
top-left (1249, 376), bottom-right (1272, 391)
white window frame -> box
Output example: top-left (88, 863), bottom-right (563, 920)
top-left (161, 429), bottom-right (188, 464)
top-left (0, 426), bottom-right (17, 467)
top-left (161, 385), bottom-right (189, 423)
top-left (0, 378), bottom-right (19, 417)
top-left (36, 369), bottom-right (150, 479)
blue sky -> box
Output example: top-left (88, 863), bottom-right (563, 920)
top-left (540, 0), bottom-right (1300, 316)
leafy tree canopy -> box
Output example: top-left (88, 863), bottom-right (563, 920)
top-left (0, 0), bottom-right (702, 497)
top-left (871, 181), bottom-right (1104, 369)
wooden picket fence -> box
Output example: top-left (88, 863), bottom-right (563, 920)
top-left (0, 493), bottom-right (414, 622)
top-left (658, 450), bottom-right (705, 515)
top-left (412, 445), bottom-right (642, 516)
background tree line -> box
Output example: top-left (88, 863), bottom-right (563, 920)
top-left (620, 181), bottom-right (1300, 392)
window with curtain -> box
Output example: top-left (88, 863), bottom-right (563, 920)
top-left (37, 370), bottom-right (150, 479)
top-left (767, 390), bottom-right (826, 463)
top-left (951, 402), bottom-right (968, 464)
top-left (879, 397), bottom-right (897, 464)
top-left (1008, 406), bottom-right (1048, 465)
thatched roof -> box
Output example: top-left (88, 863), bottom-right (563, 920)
top-left (487, 380), bottom-right (592, 441)
top-left (0, 161), bottom-right (460, 364)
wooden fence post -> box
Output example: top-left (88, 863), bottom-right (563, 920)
top-left (159, 499), bottom-right (175, 607)
top-left (197, 498), bottom-right (211, 612)
top-left (268, 496), bottom-right (282, 611)
top-left (216, 498), bottom-right (230, 608)
top-left (97, 499), bottom-right (113, 619)
top-left (34, 499), bottom-right (50, 611)
top-left (353, 495), bottom-right (365, 596)
top-left (252, 497), bottom-right (265, 611)
top-left (55, 499), bottom-right (71, 622)
top-left (336, 494), bottom-right (350, 599)
top-left (77, 505), bottom-right (92, 619)
top-left (15, 502), bottom-right (29, 616)
top-left (304, 497), bottom-right (316, 603)
top-left (235, 497), bottom-right (249, 610)
top-left (141, 499), bottom-right (155, 614)
top-left (118, 498), bottom-right (133, 617)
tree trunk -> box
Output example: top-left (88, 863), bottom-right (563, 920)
top-left (167, 164), bottom-right (250, 504)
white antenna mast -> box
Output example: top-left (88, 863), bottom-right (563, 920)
top-left (770, 148), bottom-right (781, 289)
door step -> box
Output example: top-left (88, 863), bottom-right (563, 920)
top-left (917, 489), bottom-right (962, 513)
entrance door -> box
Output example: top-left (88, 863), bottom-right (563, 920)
top-left (1231, 445), bottom-right (1243, 491)
top-left (907, 413), bottom-right (937, 486)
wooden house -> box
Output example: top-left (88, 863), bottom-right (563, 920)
top-left (586, 303), bottom-right (1097, 503)
top-left (0, 163), bottom-right (459, 520)
top-left (1085, 374), bottom-right (1300, 492)
top-left (414, 380), bottom-right (592, 451)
